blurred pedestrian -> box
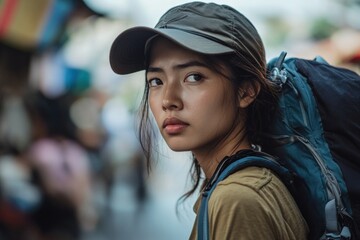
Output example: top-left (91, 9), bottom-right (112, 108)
top-left (26, 91), bottom-right (95, 240)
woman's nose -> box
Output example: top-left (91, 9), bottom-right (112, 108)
top-left (162, 85), bottom-right (183, 111)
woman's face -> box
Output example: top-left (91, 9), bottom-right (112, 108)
top-left (146, 37), bottom-right (243, 155)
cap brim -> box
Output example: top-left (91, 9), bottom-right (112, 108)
top-left (109, 26), bottom-right (234, 74)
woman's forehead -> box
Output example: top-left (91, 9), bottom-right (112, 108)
top-left (149, 37), bottom-right (200, 57)
top-left (147, 37), bottom-right (207, 66)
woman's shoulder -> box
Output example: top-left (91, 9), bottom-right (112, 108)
top-left (208, 166), bottom-right (307, 223)
top-left (209, 166), bottom-right (289, 207)
top-left (204, 167), bottom-right (308, 240)
top-left (217, 166), bottom-right (278, 191)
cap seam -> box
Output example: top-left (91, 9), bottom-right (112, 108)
top-left (229, 12), bottom-right (236, 50)
top-left (158, 26), bottom-right (233, 51)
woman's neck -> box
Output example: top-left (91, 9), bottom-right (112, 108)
top-left (194, 137), bottom-right (251, 179)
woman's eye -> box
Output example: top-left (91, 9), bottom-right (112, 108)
top-left (186, 74), bottom-right (203, 82)
top-left (148, 78), bottom-right (163, 87)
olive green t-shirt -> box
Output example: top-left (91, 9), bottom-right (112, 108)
top-left (189, 166), bottom-right (308, 240)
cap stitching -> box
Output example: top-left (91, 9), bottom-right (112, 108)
top-left (159, 26), bottom-right (233, 52)
top-left (157, 10), bottom-right (187, 28)
top-left (229, 11), bottom-right (236, 50)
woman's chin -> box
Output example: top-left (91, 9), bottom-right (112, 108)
top-left (165, 140), bottom-right (191, 152)
top-left (167, 145), bottom-right (189, 152)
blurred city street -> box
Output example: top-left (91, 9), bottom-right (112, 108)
top-left (81, 150), bottom-right (197, 240)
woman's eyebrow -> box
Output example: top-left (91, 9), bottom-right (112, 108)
top-left (147, 66), bottom-right (162, 73)
top-left (147, 60), bottom-right (209, 73)
top-left (174, 60), bottom-right (209, 70)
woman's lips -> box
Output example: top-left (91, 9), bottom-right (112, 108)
top-left (162, 117), bottom-right (189, 134)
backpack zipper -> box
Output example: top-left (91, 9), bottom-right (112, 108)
top-left (295, 135), bottom-right (342, 204)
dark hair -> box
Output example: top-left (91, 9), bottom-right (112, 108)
top-left (137, 23), bottom-right (279, 201)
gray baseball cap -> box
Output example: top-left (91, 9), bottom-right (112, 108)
top-left (109, 1), bottom-right (259, 74)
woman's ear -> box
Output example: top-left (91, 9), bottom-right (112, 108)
top-left (238, 82), bottom-right (260, 108)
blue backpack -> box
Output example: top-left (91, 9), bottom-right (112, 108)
top-left (197, 52), bottom-right (360, 240)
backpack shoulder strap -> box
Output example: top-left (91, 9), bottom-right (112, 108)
top-left (197, 155), bottom-right (294, 240)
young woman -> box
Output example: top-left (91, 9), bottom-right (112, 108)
top-left (109, 2), bottom-right (308, 239)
